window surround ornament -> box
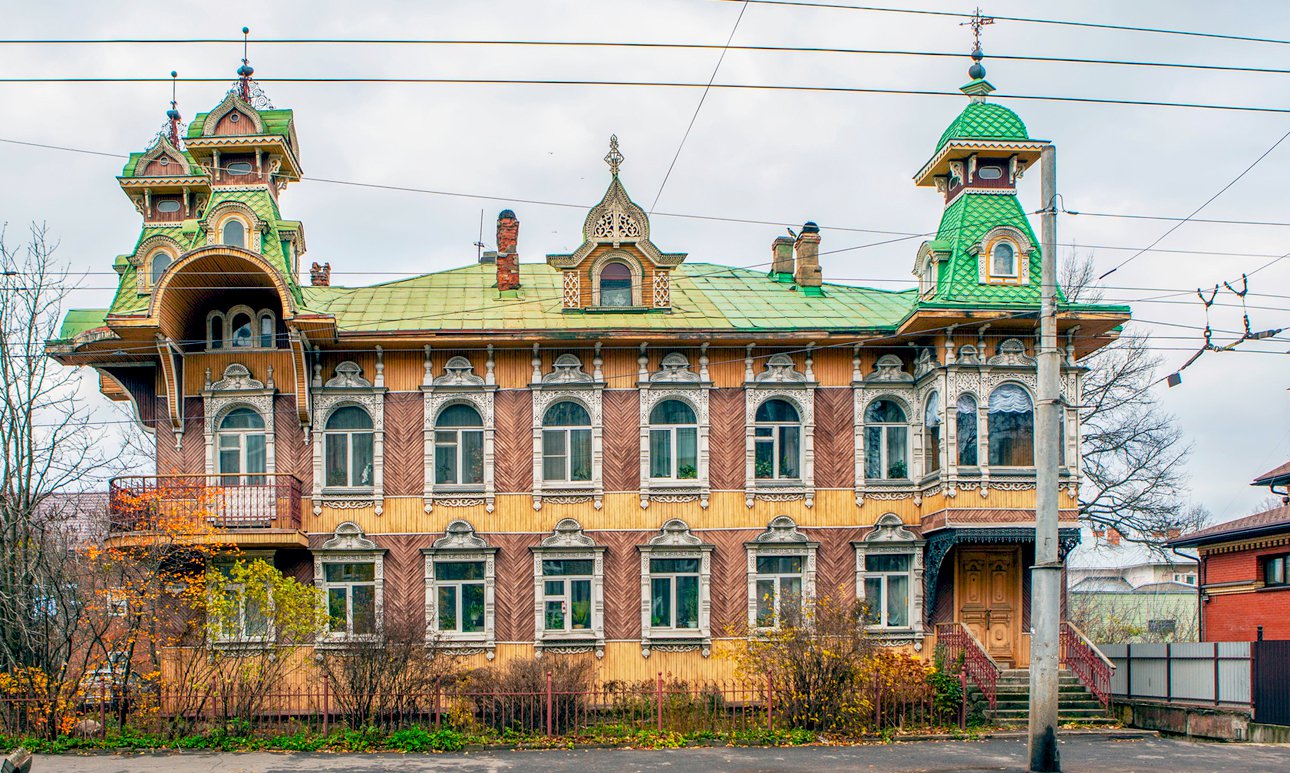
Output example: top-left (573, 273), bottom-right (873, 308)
top-left (589, 252), bottom-right (644, 308)
top-left (314, 521), bottom-right (385, 646)
top-left (422, 520), bottom-right (497, 658)
top-left (970, 225), bottom-right (1033, 286)
top-left (638, 519), bottom-right (714, 658)
top-left (854, 353), bottom-right (916, 505)
top-left (745, 516), bottom-right (818, 631)
top-left (131, 234), bottom-right (185, 294)
top-left (744, 347), bottom-right (816, 508)
top-left (203, 92), bottom-right (266, 136)
top-left (207, 305), bottom-right (277, 350)
top-left (853, 513), bottom-right (926, 647)
top-left (638, 346), bottom-right (711, 509)
top-left (311, 356), bottom-right (386, 515)
top-left (530, 347), bottom-right (605, 511)
top-left (913, 241), bottom-right (949, 299)
top-left (202, 362), bottom-right (276, 477)
top-left (530, 518), bottom-right (606, 658)
top-left (422, 347), bottom-right (496, 513)
top-left (204, 200), bottom-right (264, 252)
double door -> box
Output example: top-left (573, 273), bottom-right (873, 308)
top-left (956, 547), bottom-right (1022, 667)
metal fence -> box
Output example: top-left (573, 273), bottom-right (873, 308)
top-left (1099, 642), bottom-right (1251, 708)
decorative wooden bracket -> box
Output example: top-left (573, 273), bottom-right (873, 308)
top-left (288, 329), bottom-right (312, 430)
top-left (155, 334), bottom-right (184, 447)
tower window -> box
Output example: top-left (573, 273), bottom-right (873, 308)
top-left (149, 251), bottom-right (173, 286)
top-left (156, 199), bottom-right (181, 213)
top-left (978, 166), bottom-right (1003, 180)
top-left (598, 262), bottom-right (633, 307)
top-left (226, 161), bottom-right (253, 176)
top-left (230, 312), bottom-right (253, 348)
top-left (991, 241), bottom-right (1017, 277)
top-left (221, 219), bottom-right (246, 248)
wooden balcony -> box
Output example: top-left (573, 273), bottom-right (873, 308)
top-left (107, 474), bottom-right (307, 549)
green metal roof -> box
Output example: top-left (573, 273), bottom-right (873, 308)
top-left (935, 100), bottom-right (1029, 152)
top-left (187, 106), bottom-right (294, 140)
top-left (58, 309), bottom-right (111, 340)
top-left (301, 263), bottom-right (917, 334)
top-left (928, 192), bottom-right (1059, 306)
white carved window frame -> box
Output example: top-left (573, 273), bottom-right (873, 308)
top-left (589, 251), bottom-right (644, 308)
top-left (202, 364), bottom-right (277, 478)
top-left (131, 234), bottom-right (183, 295)
top-left (854, 513), bottom-right (926, 645)
top-left (744, 388), bottom-right (815, 508)
top-left (745, 516), bottom-right (818, 632)
top-left (530, 519), bottom-right (606, 658)
top-left (423, 386), bottom-right (496, 514)
top-left (639, 384), bottom-right (710, 509)
top-left (314, 522), bottom-right (385, 647)
top-left (973, 225), bottom-right (1033, 286)
top-left (422, 520), bottom-right (497, 657)
top-left (638, 519), bottom-right (713, 658)
top-left (205, 201), bottom-right (262, 252)
top-left (531, 383), bottom-right (604, 511)
top-left (853, 354), bottom-right (918, 505)
top-left (312, 383), bottom-right (386, 516)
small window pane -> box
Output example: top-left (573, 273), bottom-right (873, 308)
top-left (650, 399), bottom-right (696, 425)
top-left (438, 404), bottom-right (483, 427)
top-left (435, 435), bottom-right (458, 485)
top-left (221, 220), bottom-right (246, 248)
top-left (866, 554), bottom-right (911, 572)
top-left (327, 588), bottom-right (347, 631)
top-left (650, 428), bottom-right (672, 478)
top-left (600, 262), bottom-right (633, 307)
top-left (461, 431), bottom-right (484, 484)
top-left (156, 199), bottom-right (182, 213)
top-left (864, 427), bottom-right (882, 479)
top-left (779, 426), bottom-right (801, 478)
top-left (754, 438), bottom-right (774, 479)
top-left (245, 434), bottom-right (266, 475)
top-left (569, 429), bottom-right (592, 481)
top-left (676, 427), bottom-right (698, 478)
top-left (325, 562), bottom-right (374, 582)
top-left (863, 577), bottom-right (882, 624)
top-left (437, 585), bottom-right (458, 631)
top-left (675, 575), bottom-right (699, 629)
top-left (436, 561), bottom-right (485, 581)
top-left (351, 586), bottom-right (376, 634)
top-left (545, 600), bottom-right (564, 630)
top-left (887, 426), bottom-right (908, 479)
top-left (543, 401), bottom-right (590, 427)
top-left (220, 407), bottom-right (264, 430)
top-left (651, 577), bottom-right (672, 627)
top-left (542, 430), bottom-right (566, 481)
top-left (865, 399), bottom-right (907, 424)
top-left (219, 448), bottom-right (240, 475)
top-left (150, 253), bottom-right (172, 285)
top-left (327, 406), bottom-right (373, 430)
top-left (226, 161), bottom-right (254, 175)
top-left (351, 433), bottom-right (374, 486)
top-left (230, 314), bottom-right (253, 347)
top-left (542, 559), bottom-right (593, 576)
top-left (755, 399), bottom-right (799, 423)
top-left (462, 584), bottom-right (485, 633)
top-left (570, 580), bottom-right (591, 629)
top-left (650, 558), bottom-right (700, 574)
top-left (886, 575), bottom-right (909, 627)
top-left (325, 435), bottom-right (348, 487)
top-left (957, 395), bottom-right (979, 466)
top-left (756, 555), bottom-right (803, 574)
top-left (755, 579), bottom-right (776, 627)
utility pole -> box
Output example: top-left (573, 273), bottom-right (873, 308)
top-left (1029, 144), bottom-right (1062, 772)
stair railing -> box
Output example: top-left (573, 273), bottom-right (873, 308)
top-left (936, 622), bottom-right (1000, 712)
top-left (1060, 621), bottom-right (1114, 710)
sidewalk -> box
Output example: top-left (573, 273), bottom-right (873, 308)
top-left (29, 734), bottom-right (1290, 772)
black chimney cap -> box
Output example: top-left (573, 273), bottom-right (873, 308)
top-left (498, 209), bottom-right (517, 220)
top-left (801, 221), bottom-right (820, 234)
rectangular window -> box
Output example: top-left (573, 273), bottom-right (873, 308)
top-left (1266, 555), bottom-right (1288, 586)
top-left (1147, 619), bottom-right (1177, 635)
top-left (649, 558), bottom-right (700, 630)
top-left (542, 430), bottom-right (566, 481)
top-left (323, 561), bottom-right (377, 636)
top-left (434, 560), bottom-right (486, 634)
top-left (754, 554), bottom-right (804, 628)
top-left (862, 553), bottom-right (913, 628)
top-left (541, 559), bottom-right (594, 633)
top-left (434, 429), bottom-right (485, 486)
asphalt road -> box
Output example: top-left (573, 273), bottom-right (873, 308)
top-left (29, 734), bottom-right (1290, 772)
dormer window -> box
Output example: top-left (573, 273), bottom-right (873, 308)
top-left (990, 241), bottom-right (1017, 278)
top-left (149, 251), bottom-right (173, 286)
top-left (221, 219), bottom-right (246, 248)
top-left (978, 165), bottom-right (1003, 180)
top-left (226, 161), bottom-right (253, 176)
top-left (599, 262), bottom-right (633, 307)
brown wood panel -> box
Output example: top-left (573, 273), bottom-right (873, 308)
top-left (276, 549), bottom-right (315, 586)
top-left (379, 534), bottom-right (433, 631)
top-left (154, 397), bottom-right (181, 474)
top-left (809, 527), bottom-right (863, 602)
top-left (592, 531), bottom-right (644, 641)
top-left (183, 351), bottom-right (293, 396)
top-left (383, 392), bottom-right (424, 497)
top-left (493, 389), bottom-right (533, 493)
top-left (813, 387), bottom-right (855, 490)
top-left (490, 533), bottom-right (538, 642)
top-left (706, 347), bottom-right (745, 388)
top-left (707, 389), bottom-right (745, 490)
top-left (707, 529), bottom-right (757, 635)
top-left (273, 395), bottom-right (311, 491)
top-left (180, 398), bottom-right (205, 473)
top-left (602, 390), bottom-right (640, 493)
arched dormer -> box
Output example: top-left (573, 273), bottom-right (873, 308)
top-left (148, 245), bottom-right (298, 345)
top-left (547, 136), bottom-right (686, 310)
top-left (135, 137), bottom-right (193, 177)
top-left (129, 234), bottom-right (185, 294)
top-left (203, 93), bottom-right (265, 136)
top-left (205, 200), bottom-right (262, 252)
top-left (972, 225), bottom-right (1034, 286)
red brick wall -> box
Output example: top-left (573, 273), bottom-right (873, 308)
top-left (1202, 543), bottom-right (1290, 641)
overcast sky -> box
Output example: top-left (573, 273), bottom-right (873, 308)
top-left (3, 0), bottom-right (1287, 523)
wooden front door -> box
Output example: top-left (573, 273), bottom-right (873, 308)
top-left (956, 547), bottom-right (1021, 666)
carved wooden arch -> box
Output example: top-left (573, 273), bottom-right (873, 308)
top-left (136, 136), bottom-right (193, 176)
top-left (588, 250), bottom-right (645, 307)
top-left (131, 234), bottom-right (185, 293)
top-left (149, 245), bottom-right (299, 322)
top-left (203, 93), bottom-right (265, 136)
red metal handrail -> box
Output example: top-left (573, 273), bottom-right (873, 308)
top-left (1061, 621), bottom-right (1114, 710)
top-left (936, 622), bottom-right (1000, 712)
top-left (108, 474), bottom-right (302, 534)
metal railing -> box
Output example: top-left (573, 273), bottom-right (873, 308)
top-left (1060, 621), bottom-right (1114, 710)
top-left (936, 622), bottom-right (1000, 711)
top-left (108, 474), bottom-right (302, 534)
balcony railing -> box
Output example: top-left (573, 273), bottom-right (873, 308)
top-left (108, 474), bottom-right (302, 535)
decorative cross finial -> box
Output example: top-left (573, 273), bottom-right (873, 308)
top-left (604, 134), bottom-right (624, 177)
top-left (237, 26), bottom-right (255, 101)
top-left (165, 70), bottom-right (182, 147)
top-left (962, 6), bottom-right (994, 51)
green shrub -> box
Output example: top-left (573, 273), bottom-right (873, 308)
top-left (387, 726), bottom-right (464, 752)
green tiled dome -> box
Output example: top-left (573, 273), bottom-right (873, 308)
top-left (936, 100), bottom-right (1029, 151)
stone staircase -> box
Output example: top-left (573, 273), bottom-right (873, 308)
top-left (968, 669), bottom-right (1114, 726)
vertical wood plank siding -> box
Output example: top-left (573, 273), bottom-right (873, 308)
top-left (813, 387), bottom-right (856, 490)
top-left (707, 389), bottom-right (745, 490)
top-left (493, 389), bottom-right (533, 493)
top-left (154, 397), bottom-right (181, 474)
top-left (602, 390), bottom-right (641, 493)
top-left (383, 392), bottom-right (425, 497)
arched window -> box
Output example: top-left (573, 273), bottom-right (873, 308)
top-left (924, 391), bottom-right (941, 474)
top-left (988, 384), bottom-right (1034, 466)
top-left (221, 219), bottom-right (246, 248)
top-left (864, 399), bottom-right (909, 480)
top-left (754, 398), bottom-right (801, 480)
top-left (258, 312), bottom-right (275, 349)
top-left (956, 394), bottom-right (978, 466)
top-left (649, 399), bottom-right (698, 480)
top-left (207, 312), bottom-right (225, 350)
top-left (435, 404), bottom-right (484, 486)
top-left (229, 312), bottom-right (253, 348)
top-left (991, 241), bottom-right (1017, 277)
top-left (542, 401), bottom-right (592, 482)
top-left (325, 406), bottom-right (375, 488)
top-left (217, 407), bottom-right (266, 484)
top-left (149, 251), bottom-right (173, 286)
top-left (599, 262), bottom-right (633, 307)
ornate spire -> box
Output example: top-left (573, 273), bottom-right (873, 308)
top-left (232, 26), bottom-right (274, 109)
top-left (959, 7), bottom-right (995, 99)
top-left (164, 70), bottom-right (183, 148)
top-left (604, 134), bottom-right (624, 177)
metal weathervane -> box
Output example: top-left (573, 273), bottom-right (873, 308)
top-left (604, 135), bottom-right (624, 177)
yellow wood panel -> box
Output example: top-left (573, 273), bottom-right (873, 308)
top-left (183, 351), bottom-right (295, 395)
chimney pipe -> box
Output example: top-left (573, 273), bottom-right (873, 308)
top-left (310, 261), bottom-right (331, 287)
top-left (496, 210), bottom-right (520, 291)
top-left (770, 236), bottom-right (794, 279)
top-left (794, 222), bottom-right (822, 288)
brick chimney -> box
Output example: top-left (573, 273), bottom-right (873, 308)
top-left (793, 221), bottom-right (822, 288)
top-left (770, 235), bottom-right (794, 278)
top-left (496, 210), bottom-right (520, 291)
top-left (310, 261), bottom-right (331, 286)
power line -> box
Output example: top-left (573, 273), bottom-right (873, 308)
top-left (724, 0), bottom-right (1290, 47)
top-left (1065, 210), bottom-right (1290, 228)
top-left (1, 77), bottom-right (1289, 114)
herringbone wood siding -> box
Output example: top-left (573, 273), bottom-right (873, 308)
top-left (707, 389), bottom-right (745, 490)
top-left (602, 391), bottom-right (640, 493)
top-left (490, 533), bottom-right (538, 642)
top-left (274, 396), bottom-right (311, 490)
top-left (593, 530), bottom-right (643, 640)
top-left (155, 397), bottom-right (181, 474)
top-left (181, 398), bottom-right (204, 473)
top-left (493, 390), bottom-right (533, 493)
top-left (706, 529), bottom-right (757, 634)
top-left (809, 527), bottom-right (863, 602)
top-left (380, 534), bottom-right (433, 631)
top-left (813, 387), bottom-right (855, 490)
top-left (383, 392), bottom-right (424, 497)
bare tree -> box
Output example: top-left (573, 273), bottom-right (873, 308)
top-left (1063, 252), bottom-right (1208, 547)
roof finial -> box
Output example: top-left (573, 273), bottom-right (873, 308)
top-left (165, 70), bottom-right (182, 147)
top-left (604, 134), bottom-right (624, 177)
top-left (959, 7), bottom-right (996, 99)
top-left (237, 26), bottom-right (254, 101)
